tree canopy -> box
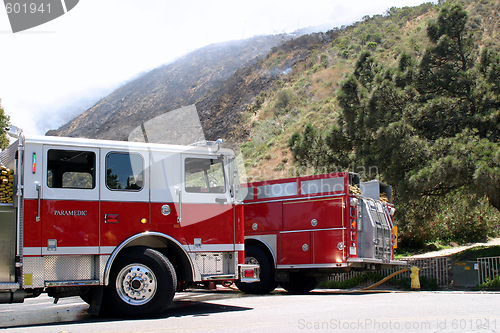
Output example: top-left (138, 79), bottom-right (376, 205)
top-left (0, 100), bottom-right (11, 150)
top-left (289, 3), bottom-right (500, 245)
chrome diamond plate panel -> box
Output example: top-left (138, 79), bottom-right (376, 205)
top-left (99, 255), bottom-right (109, 284)
top-left (44, 255), bottom-right (96, 281)
top-left (193, 252), bottom-right (236, 279)
top-left (23, 256), bottom-right (44, 288)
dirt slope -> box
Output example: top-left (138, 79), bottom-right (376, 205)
top-left (410, 238), bottom-right (500, 259)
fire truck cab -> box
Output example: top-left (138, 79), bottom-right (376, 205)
top-left (0, 127), bottom-right (257, 317)
top-left (236, 172), bottom-right (404, 294)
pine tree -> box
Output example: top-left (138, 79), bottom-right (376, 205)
top-left (289, 3), bottom-right (500, 244)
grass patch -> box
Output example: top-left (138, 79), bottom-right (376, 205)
top-left (394, 248), bottom-right (415, 259)
top-left (451, 245), bottom-right (500, 262)
top-left (394, 241), bottom-right (452, 259)
top-left (476, 276), bottom-right (500, 291)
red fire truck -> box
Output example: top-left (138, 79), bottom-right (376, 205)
top-left (0, 127), bottom-right (258, 317)
top-left (235, 172), bottom-right (403, 294)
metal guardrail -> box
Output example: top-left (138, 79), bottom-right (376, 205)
top-left (399, 257), bottom-right (449, 287)
top-left (477, 257), bottom-right (500, 285)
top-left (328, 257), bottom-right (449, 287)
top-left (329, 256), bottom-right (500, 288)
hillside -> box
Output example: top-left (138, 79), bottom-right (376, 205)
top-left (238, 0), bottom-right (500, 182)
top-left (48, 34), bottom-right (295, 141)
top-left (50, 1), bottom-right (500, 177)
top-left (50, 3), bottom-right (438, 152)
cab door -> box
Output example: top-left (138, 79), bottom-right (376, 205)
top-left (41, 146), bottom-right (100, 255)
top-left (179, 154), bottom-right (234, 252)
top-left (100, 149), bottom-right (150, 254)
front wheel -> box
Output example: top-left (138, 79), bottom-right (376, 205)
top-left (235, 245), bottom-right (277, 294)
top-left (105, 247), bottom-right (177, 317)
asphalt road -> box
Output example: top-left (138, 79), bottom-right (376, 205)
top-left (0, 288), bottom-right (499, 333)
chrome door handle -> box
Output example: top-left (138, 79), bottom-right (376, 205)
top-left (36, 184), bottom-right (41, 222)
top-left (176, 187), bottom-right (182, 223)
top-left (215, 197), bottom-right (227, 204)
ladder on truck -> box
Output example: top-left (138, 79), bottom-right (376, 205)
top-left (360, 198), bottom-right (394, 262)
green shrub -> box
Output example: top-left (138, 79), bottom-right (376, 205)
top-left (477, 276), bottom-right (500, 291)
top-left (320, 53), bottom-right (329, 68)
top-left (367, 42), bottom-right (378, 51)
top-left (396, 190), bottom-right (500, 249)
top-left (339, 50), bottom-right (350, 59)
top-left (274, 89), bottom-right (294, 112)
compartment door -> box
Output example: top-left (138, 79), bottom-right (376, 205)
top-left (313, 230), bottom-right (345, 264)
top-left (279, 231), bottom-right (311, 265)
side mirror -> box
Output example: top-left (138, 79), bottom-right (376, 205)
top-left (5, 126), bottom-right (23, 139)
top-left (215, 138), bottom-right (223, 153)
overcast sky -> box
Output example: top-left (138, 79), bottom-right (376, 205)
top-left (0, 0), bottom-right (434, 137)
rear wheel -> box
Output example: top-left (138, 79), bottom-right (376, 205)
top-left (281, 273), bottom-right (318, 293)
top-left (235, 245), bottom-right (277, 294)
top-left (105, 247), bottom-right (177, 317)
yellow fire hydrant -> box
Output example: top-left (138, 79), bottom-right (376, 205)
top-left (410, 266), bottom-right (420, 290)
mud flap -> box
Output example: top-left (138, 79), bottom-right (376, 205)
top-left (87, 286), bottom-right (103, 316)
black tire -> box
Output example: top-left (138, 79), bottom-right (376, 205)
top-left (235, 245), bottom-right (277, 294)
top-left (105, 247), bottom-right (177, 317)
top-left (281, 272), bottom-right (318, 293)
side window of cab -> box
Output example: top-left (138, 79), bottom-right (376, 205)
top-left (184, 157), bottom-right (225, 193)
top-left (47, 149), bottom-right (96, 189)
top-left (105, 152), bottom-right (144, 191)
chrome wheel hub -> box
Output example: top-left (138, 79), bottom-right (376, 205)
top-left (245, 256), bottom-right (259, 265)
top-left (116, 264), bottom-right (157, 305)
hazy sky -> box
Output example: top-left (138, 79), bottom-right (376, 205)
top-left (0, 0), bottom-right (434, 137)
